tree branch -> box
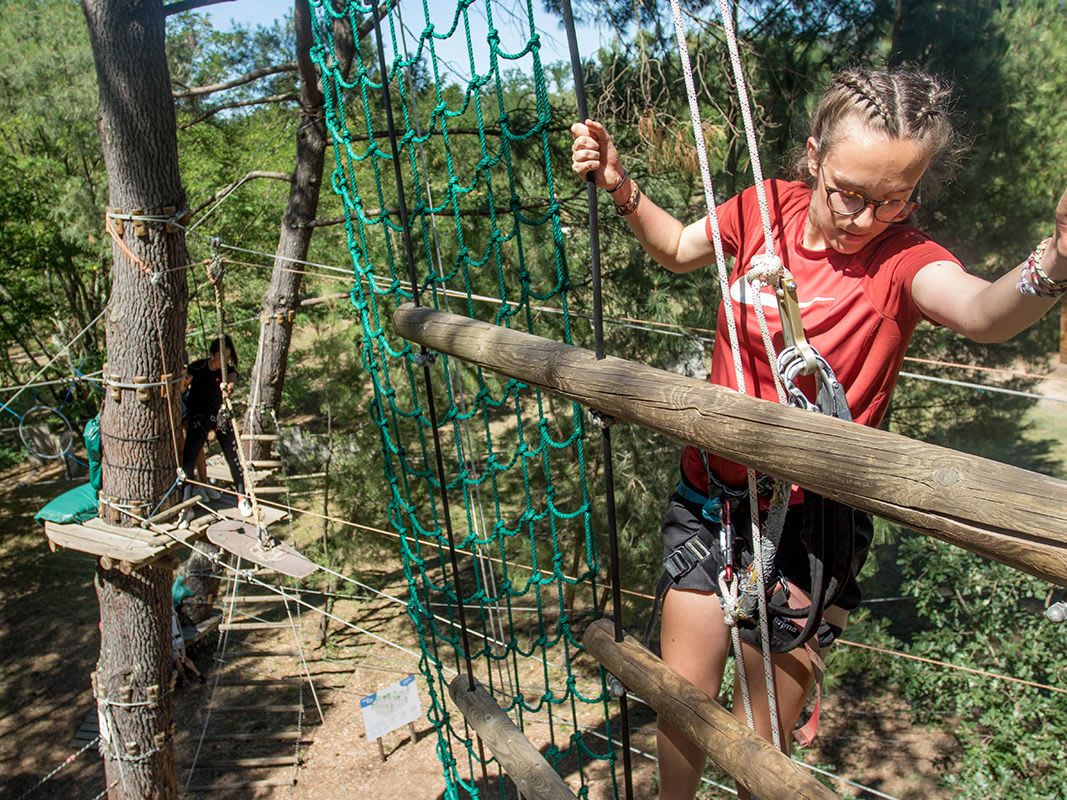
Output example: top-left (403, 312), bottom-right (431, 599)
top-left (189, 170), bottom-right (293, 219)
top-left (164, 0), bottom-right (235, 16)
top-left (178, 92), bottom-right (298, 129)
top-left (174, 62), bottom-right (298, 99)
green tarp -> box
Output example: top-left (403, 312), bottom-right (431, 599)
top-left (35, 417), bottom-right (101, 525)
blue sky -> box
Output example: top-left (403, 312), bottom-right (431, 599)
top-left (203, 1), bottom-right (612, 77)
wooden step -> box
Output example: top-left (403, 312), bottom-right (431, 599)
top-left (193, 755), bottom-right (300, 769)
top-left (249, 460), bottom-right (285, 469)
top-left (240, 434), bottom-right (280, 441)
top-left (214, 678), bottom-right (302, 687)
top-left (201, 730), bottom-right (307, 743)
top-left (207, 704), bottom-right (304, 713)
top-left (218, 649), bottom-right (299, 659)
top-left (219, 594), bottom-right (297, 605)
top-left (249, 486), bottom-right (287, 495)
top-left (186, 779), bottom-right (294, 791)
top-left (219, 621), bottom-right (301, 632)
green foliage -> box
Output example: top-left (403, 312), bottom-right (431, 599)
top-left (0, 0), bottom-right (106, 378)
top-left (891, 533), bottom-right (1067, 798)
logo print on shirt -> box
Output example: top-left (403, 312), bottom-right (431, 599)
top-left (729, 277), bottom-right (835, 314)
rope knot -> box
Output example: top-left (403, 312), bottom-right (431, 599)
top-left (746, 252), bottom-right (784, 286)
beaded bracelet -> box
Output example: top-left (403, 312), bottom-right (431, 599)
top-left (1017, 237), bottom-right (1067, 298)
top-left (613, 179), bottom-right (642, 216)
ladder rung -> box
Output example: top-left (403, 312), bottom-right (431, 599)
top-left (249, 460), bottom-right (284, 468)
top-left (193, 756), bottom-right (299, 769)
top-left (219, 595), bottom-right (294, 604)
top-left (206, 704), bottom-right (304, 713)
top-left (215, 678), bottom-right (302, 687)
top-left (186, 779), bottom-right (294, 791)
top-left (240, 434), bottom-right (280, 441)
top-left (201, 730), bottom-right (307, 742)
top-left (219, 649), bottom-right (299, 658)
top-left (219, 622), bottom-right (301, 631)
top-left (249, 486), bottom-right (287, 494)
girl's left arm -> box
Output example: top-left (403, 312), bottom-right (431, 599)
top-left (912, 186), bottom-right (1067, 343)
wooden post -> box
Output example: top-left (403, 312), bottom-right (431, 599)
top-left (583, 619), bottom-right (838, 800)
top-left (448, 676), bottom-right (579, 800)
top-left (393, 305), bottom-right (1067, 585)
top-left (1060, 303), bottom-right (1067, 365)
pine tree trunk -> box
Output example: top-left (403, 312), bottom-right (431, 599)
top-left (243, 2), bottom-right (356, 459)
top-left (82, 1), bottom-right (188, 796)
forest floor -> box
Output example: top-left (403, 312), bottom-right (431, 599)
top-left (4, 364), bottom-right (1066, 800)
top-left (0, 465), bottom-right (959, 800)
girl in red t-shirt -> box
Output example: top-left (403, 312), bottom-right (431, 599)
top-left (572, 66), bottom-right (1067, 799)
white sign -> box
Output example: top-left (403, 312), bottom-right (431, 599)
top-left (360, 674), bottom-right (422, 741)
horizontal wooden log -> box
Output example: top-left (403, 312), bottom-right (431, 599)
top-left (583, 619), bottom-right (837, 800)
top-left (394, 305), bottom-right (1067, 585)
top-left (448, 676), bottom-right (578, 800)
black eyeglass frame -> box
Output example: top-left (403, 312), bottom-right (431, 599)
top-left (819, 166), bottom-right (921, 223)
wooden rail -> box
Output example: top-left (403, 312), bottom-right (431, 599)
top-left (394, 305), bottom-right (1067, 585)
top-left (583, 619), bottom-right (838, 800)
top-left (448, 676), bottom-right (578, 800)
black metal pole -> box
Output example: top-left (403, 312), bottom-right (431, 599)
top-left (557, 3), bottom-right (634, 799)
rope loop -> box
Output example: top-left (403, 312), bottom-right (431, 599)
top-left (746, 252), bottom-right (785, 286)
top-left (207, 237), bottom-right (224, 284)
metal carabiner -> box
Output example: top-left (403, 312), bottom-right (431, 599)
top-left (776, 346), bottom-right (852, 421)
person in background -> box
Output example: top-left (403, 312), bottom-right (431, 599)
top-left (179, 335), bottom-right (250, 527)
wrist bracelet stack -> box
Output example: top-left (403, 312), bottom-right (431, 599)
top-left (1016, 237), bottom-right (1067, 298)
top-left (606, 170), bottom-right (629, 194)
top-left (613, 178), bottom-right (642, 217)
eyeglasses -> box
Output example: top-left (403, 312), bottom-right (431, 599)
top-left (820, 167), bottom-right (920, 223)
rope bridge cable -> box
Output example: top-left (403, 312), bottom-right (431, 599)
top-left (193, 479), bottom-right (1067, 700)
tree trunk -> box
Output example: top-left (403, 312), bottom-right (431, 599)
top-left (242, 1), bottom-right (355, 459)
top-left (82, 0), bottom-right (189, 796)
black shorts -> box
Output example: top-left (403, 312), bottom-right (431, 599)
top-left (659, 485), bottom-right (873, 611)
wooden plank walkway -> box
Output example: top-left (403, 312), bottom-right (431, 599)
top-left (41, 496), bottom-right (290, 569)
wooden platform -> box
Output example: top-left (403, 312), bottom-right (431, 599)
top-left (42, 497), bottom-right (290, 570)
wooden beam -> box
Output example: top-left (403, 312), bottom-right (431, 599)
top-left (394, 305), bottom-right (1067, 585)
top-left (448, 676), bottom-right (579, 800)
top-left (583, 619), bottom-right (838, 800)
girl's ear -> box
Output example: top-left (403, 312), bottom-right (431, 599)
top-left (806, 136), bottom-right (819, 178)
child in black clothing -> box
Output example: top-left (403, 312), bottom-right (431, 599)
top-left (179, 335), bottom-right (249, 525)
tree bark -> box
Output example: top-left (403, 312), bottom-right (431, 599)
top-left (82, 0), bottom-right (189, 796)
top-left (241, 1), bottom-right (355, 460)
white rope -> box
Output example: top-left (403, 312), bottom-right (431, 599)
top-left (2, 308), bottom-right (106, 413)
top-left (667, 0), bottom-right (785, 745)
top-left (714, 0), bottom-right (776, 252)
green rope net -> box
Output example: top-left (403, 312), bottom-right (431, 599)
top-left (307, 2), bottom-right (622, 797)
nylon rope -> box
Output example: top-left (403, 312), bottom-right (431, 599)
top-left (187, 478), bottom-right (1067, 698)
top-left (666, 0), bottom-right (782, 746)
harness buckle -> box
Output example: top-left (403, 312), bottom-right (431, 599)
top-left (664, 535), bottom-right (713, 581)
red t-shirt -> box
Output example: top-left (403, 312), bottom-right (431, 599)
top-left (682, 179), bottom-right (961, 490)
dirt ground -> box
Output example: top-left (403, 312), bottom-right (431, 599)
top-left (1, 460), bottom-right (959, 800)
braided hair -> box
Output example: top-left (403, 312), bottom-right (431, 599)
top-left (795, 67), bottom-right (962, 195)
